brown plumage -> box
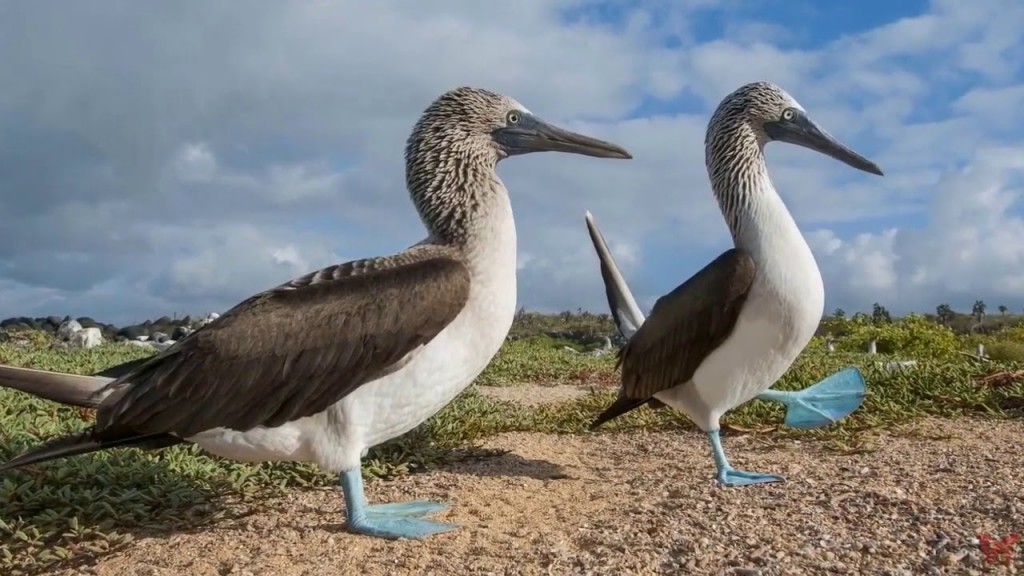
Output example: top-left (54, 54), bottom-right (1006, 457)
top-left (0, 85), bottom-right (632, 479)
top-left (590, 248), bottom-right (756, 428)
top-left (0, 245), bottom-right (470, 470)
top-left (97, 244), bottom-right (470, 439)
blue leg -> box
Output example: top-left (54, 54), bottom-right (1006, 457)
top-left (756, 367), bottom-right (867, 429)
top-left (708, 430), bottom-right (784, 487)
top-left (339, 469), bottom-right (456, 540)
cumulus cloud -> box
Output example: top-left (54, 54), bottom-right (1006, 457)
top-left (810, 147), bottom-right (1024, 314)
top-left (0, 0), bottom-right (1021, 324)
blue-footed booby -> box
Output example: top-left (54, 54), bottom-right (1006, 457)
top-left (0, 87), bottom-right (632, 539)
top-left (585, 81), bottom-right (879, 487)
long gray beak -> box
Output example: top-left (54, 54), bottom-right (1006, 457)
top-left (765, 112), bottom-right (883, 176)
top-left (493, 115), bottom-right (632, 159)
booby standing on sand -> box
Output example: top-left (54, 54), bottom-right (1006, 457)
top-left (585, 81), bottom-right (880, 487)
top-left (0, 87), bottom-right (632, 539)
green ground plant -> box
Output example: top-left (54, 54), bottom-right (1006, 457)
top-left (0, 314), bottom-right (1022, 574)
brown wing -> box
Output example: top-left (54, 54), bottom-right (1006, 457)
top-left (591, 248), bottom-right (755, 428)
top-left (93, 244), bottom-right (471, 440)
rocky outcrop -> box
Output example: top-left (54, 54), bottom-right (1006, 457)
top-left (0, 312), bottom-right (221, 352)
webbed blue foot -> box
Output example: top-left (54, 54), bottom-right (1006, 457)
top-left (366, 501), bottom-right (450, 518)
top-left (339, 469), bottom-right (457, 540)
top-left (717, 467), bottom-right (785, 487)
top-left (348, 514), bottom-right (457, 540)
top-left (707, 430), bottom-right (784, 487)
top-left (757, 367), bottom-right (867, 429)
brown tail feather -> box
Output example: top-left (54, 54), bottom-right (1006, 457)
top-left (0, 359), bottom-right (185, 472)
top-left (590, 394), bottom-right (653, 429)
top-left (0, 429), bottom-right (182, 472)
top-left (0, 365), bottom-right (112, 408)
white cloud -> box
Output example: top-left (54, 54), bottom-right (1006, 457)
top-left (0, 0), bottom-right (1022, 324)
top-left (811, 146), bottom-right (1024, 312)
top-left (173, 143), bottom-right (218, 182)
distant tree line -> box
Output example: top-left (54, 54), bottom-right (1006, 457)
top-left (508, 300), bottom-right (1024, 340)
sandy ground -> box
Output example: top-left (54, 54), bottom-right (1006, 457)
top-left (477, 383), bottom-right (591, 407)
top-left (32, 377), bottom-right (1024, 573)
top-left (44, 411), bottom-right (1024, 576)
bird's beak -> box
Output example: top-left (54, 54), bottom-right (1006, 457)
top-left (493, 115), bottom-right (632, 159)
top-left (764, 111), bottom-right (883, 176)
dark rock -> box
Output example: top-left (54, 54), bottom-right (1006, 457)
top-left (171, 325), bottom-right (193, 341)
top-left (57, 318), bottom-right (83, 340)
top-left (151, 331), bottom-right (170, 344)
top-left (117, 325), bottom-right (148, 341)
top-left (34, 318), bottom-right (56, 333)
top-left (6, 322), bottom-right (34, 332)
top-left (150, 323), bottom-right (176, 336)
top-left (2, 317), bottom-right (33, 329)
top-left (99, 324), bottom-right (118, 338)
top-left (154, 316), bottom-right (173, 326)
top-left (46, 315), bottom-right (65, 328)
top-left (77, 317), bottom-right (102, 329)
top-left (181, 315), bottom-right (193, 327)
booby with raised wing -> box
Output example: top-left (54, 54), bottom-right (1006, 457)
top-left (0, 87), bottom-right (632, 539)
top-left (585, 81), bottom-right (878, 487)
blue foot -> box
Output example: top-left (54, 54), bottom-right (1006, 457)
top-left (707, 430), bottom-right (785, 488)
top-left (717, 467), bottom-right (785, 487)
top-left (349, 514), bottom-right (457, 540)
top-left (339, 469), bottom-right (456, 540)
top-left (366, 501), bottom-right (450, 518)
top-left (757, 367), bottom-right (867, 429)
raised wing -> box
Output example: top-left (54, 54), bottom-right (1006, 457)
top-left (591, 248), bottom-right (756, 427)
top-left (584, 211), bottom-right (645, 340)
top-left (94, 244), bottom-right (471, 440)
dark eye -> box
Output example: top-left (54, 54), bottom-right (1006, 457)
top-left (781, 109), bottom-right (795, 121)
top-left (506, 111), bottom-right (521, 125)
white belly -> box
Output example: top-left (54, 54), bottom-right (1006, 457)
top-left (189, 283), bottom-right (514, 472)
top-left (653, 164), bottom-right (827, 430)
top-left (188, 183), bottom-right (520, 473)
top-left (655, 259), bottom-right (824, 431)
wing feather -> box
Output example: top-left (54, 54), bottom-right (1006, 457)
top-left (618, 248), bottom-right (756, 400)
top-left (93, 244), bottom-right (471, 440)
top-left (591, 248), bottom-right (756, 427)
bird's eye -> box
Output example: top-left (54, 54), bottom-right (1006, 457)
top-left (782, 109), bottom-right (795, 121)
top-left (506, 111), bottom-right (521, 125)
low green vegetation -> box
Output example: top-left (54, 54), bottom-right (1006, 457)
top-left (0, 313), bottom-right (1022, 574)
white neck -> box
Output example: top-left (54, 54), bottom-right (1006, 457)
top-left (733, 177), bottom-right (810, 260)
top-left (706, 133), bottom-right (811, 263)
top-left (458, 175), bottom-right (517, 274)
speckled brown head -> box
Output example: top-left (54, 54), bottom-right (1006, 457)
top-left (704, 82), bottom-right (883, 238)
top-left (705, 81), bottom-right (883, 180)
top-left (404, 87), bottom-right (632, 242)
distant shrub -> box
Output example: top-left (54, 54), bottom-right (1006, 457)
top-left (835, 313), bottom-right (959, 358)
top-left (995, 324), bottom-right (1024, 344)
top-left (983, 341), bottom-right (1024, 362)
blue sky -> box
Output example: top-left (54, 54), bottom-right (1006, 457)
top-left (0, 0), bottom-right (1022, 325)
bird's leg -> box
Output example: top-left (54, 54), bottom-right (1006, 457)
top-left (339, 468), bottom-right (456, 540)
top-left (707, 430), bottom-right (784, 487)
top-left (756, 367), bottom-right (867, 429)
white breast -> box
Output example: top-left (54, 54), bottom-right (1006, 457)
top-left (190, 180), bottom-right (519, 473)
top-left (654, 186), bottom-right (824, 430)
